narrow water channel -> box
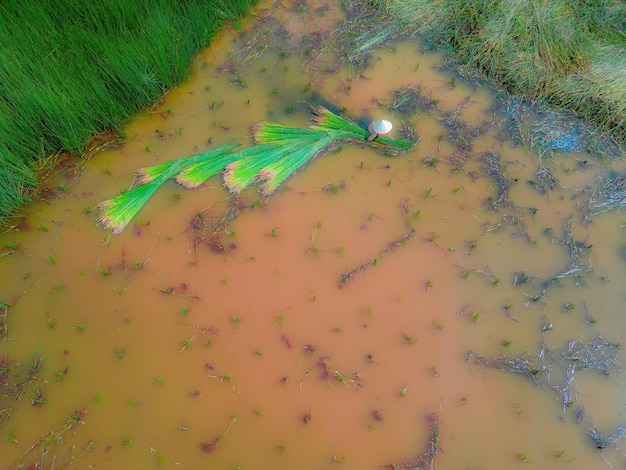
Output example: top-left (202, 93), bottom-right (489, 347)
top-left (1, 1), bottom-right (625, 469)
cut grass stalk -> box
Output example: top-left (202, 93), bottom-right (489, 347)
top-left (200, 415), bottom-right (237, 453)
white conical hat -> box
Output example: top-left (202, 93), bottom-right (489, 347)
top-left (373, 119), bottom-right (393, 134)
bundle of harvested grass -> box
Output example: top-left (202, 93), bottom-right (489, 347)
top-left (174, 143), bottom-right (241, 189)
top-left (311, 106), bottom-right (415, 154)
top-left (98, 143), bottom-right (239, 233)
top-left (258, 135), bottom-right (333, 196)
top-left (98, 106), bottom-right (417, 233)
top-left (97, 165), bottom-right (181, 235)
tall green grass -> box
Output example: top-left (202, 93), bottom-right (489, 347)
top-left (387, 0), bottom-right (626, 143)
top-left (0, 0), bottom-right (256, 222)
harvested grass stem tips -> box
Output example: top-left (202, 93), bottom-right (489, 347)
top-left (98, 107), bottom-right (417, 233)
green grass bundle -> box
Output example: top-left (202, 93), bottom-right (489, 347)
top-left (137, 142), bottom-right (239, 185)
top-left (98, 164), bottom-right (182, 234)
top-left (99, 143), bottom-right (238, 232)
top-left (311, 106), bottom-right (415, 152)
top-left (252, 122), bottom-right (326, 144)
top-left (310, 106), bottom-right (368, 138)
top-left (258, 135), bottom-right (334, 196)
top-left (98, 106), bottom-right (417, 232)
top-left (251, 108), bottom-right (417, 196)
top-left (224, 139), bottom-right (318, 194)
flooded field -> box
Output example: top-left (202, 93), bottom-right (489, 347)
top-left (1, 1), bottom-right (625, 468)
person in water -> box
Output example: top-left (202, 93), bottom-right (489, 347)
top-left (367, 119), bottom-right (393, 141)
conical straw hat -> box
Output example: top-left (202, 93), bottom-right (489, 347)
top-left (372, 119), bottom-right (393, 134)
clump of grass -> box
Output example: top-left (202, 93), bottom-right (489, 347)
top-left (388, 0), bottom-right (626, 141)
top-left (0, 301), bottom-right (11, 340)
top-left (551, 45), bottom-right (626, 142)
top-left (389, 84), bottom-right (434, 116)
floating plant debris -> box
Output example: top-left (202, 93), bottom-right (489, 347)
top-left (385, 410), bottom-right (441, 470)
top-left (583, 172), bottom-right (626, 220)
top-left (340, 199), bottom-right (415, 285)
top-left (466, 336), bottom-right (622, 448)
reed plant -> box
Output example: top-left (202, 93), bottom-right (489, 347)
top-left (387, 0), bottom-right (626, 142)
top-left (0, 0), bottom-right (256, 222)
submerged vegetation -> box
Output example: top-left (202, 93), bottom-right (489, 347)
top-left (0, 0), bottom-right (256, 222)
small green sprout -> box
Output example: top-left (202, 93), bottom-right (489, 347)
top-left (403, 333), bottom-right (417, 345)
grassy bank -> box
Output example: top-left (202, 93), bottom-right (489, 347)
top-left (387, 0), bottom-right (626, 144)
top-left (0, 0), bottom-right (256, 223)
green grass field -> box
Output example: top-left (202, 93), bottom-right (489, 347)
top-left (0, 0), bottom-right (256, 222)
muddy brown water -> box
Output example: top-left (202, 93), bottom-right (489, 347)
top-left (1, 1), bottom-right (625, 469)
